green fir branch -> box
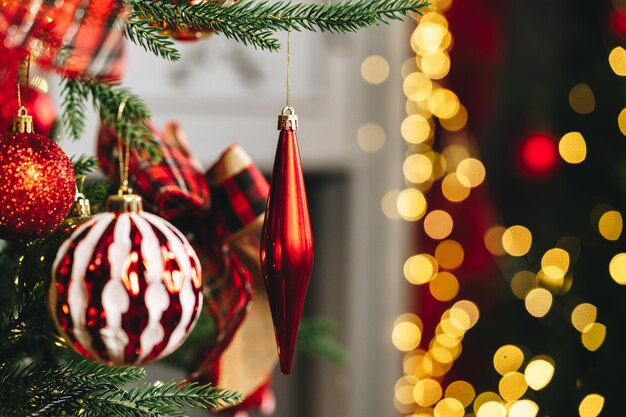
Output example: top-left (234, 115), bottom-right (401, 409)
top-left (71, 154), bottom-right (100, 176)
top-left (127, 0), bottom-right (428, 52)
top-left (125, 15), bottom-right (181, 61)
top-left (82, 382), bottom-right (242, 417)
top-left (60, 77), bottom-right (87, 141)
top-left (84, 179), bottom-right (116, 213)
top-left (0, 285), bottom-right (50, 357)
top-left (60, 77), bottom-right (161, 160)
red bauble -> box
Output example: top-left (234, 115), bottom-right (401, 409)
top-left (0, 129), bottom-right (75, 241)
top-left (161, 0), bottom-right (237, 41)
top-left (519, 133), bottom-right (558, 176)
top-left (50, 197), bottom-right (203, 366)
top-left (260, 108), bottom-right (314, 375)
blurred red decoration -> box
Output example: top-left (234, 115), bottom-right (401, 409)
top-left (0, 88), bottom-right (57, 136)
top-left (610, 8), bottom-right (626, 37)
top-left (50, 196), bottom-right (204, 366)
top-left (0, 0), bottom-right (126, 79)
top-left (160, 0), bottom-right (237, 41)
top-left (0, 109), bottom-right (74, 241)
top-left (519, 133), bottom-right (558, 176)
top-left (261, 107), bottom-right (314, 375)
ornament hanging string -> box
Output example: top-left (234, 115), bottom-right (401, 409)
top-left (286, 29), bottom-right (291, 108)
top-left (16, 53), bottom-right (31, 110)
top-left (116, 99), bottom-right (131, 194)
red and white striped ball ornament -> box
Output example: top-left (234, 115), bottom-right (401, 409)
top-left (50, 193), bottom-right (203, 366)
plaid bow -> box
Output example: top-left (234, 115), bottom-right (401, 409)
top-left (97, 122), bottom-right (276, 416)
top-left (0, 0), bottom-right (126, 80)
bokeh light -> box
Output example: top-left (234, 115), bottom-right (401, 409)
top-left (456, 158), bottom-right (486, 188)
top-left (598, 210), bottom-right (623, 241)
top-left (609, 46), bottom-right (626, 76)
top-left (414, 379), bottom-right (443, 407)
top-left (571, 303), bottom-right (598, 333)
top-left (404, 254), bottom-right (439, 285)
top-left (381, 190), bottom-right (401, 219)
top-left (493, 345), bottom-right (524, 376)
top-left (405, 154), bottom-right (435, 184)
top-left (502, 225), bottom-right (532, 257)
top-left (402, 114), bottom-right (434, 144)
top-left (519, 134), bottom-right (559, 175)
top-left (484, 226), bottom-right (506, 256)
top-left (578, 394), bottom-right (605, 417)
top-left (581, 323), bottom-right (606, 352)
top-left (429, 271), bottom-right (459, 301)
top-left (498, 372), bottom-right (528, 402)
top-left (559, 132), bottom-right (587, 164)
top-left (609, 253), bottom-right (626, 284)
top-left (424, 210), bottom-right (454, 239)
top-left (524, 357), bottom-right (555, 390)
top-left (361, 55), bottom-right (390, 84)
top-left (445, 381), bottom-right (475, 407)
top-left (397, 189), bottom-right (428, 221)
top-left (357, 122), bottom-right (386, 152)
top-left (508, 400), bottom-right (539, 417)
top-left (525, 288), bottom-right (553, 318)
top-left (441, 173), bottom-right (470, 202)
top-left (434, 240), bottom-right (464, 270)
top-left (568, 84), bottom-right (595, 114)
top-left (433, 398), bottom-right (464, 417)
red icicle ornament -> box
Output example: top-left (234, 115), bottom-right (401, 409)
top-left (261, 106), bottom-right (314, 375)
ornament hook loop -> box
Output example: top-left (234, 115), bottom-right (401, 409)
top-left (278, 106), bottom-right (298, 131)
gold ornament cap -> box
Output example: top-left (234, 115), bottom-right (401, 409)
top-left (278, 106), bottom-right (298, 131)
top-left (106, 192), bottom-right (143, 213)
top-left (12, 106), bottom-right (34, 134)
top-left (71, 175), bottom-right (92, 219)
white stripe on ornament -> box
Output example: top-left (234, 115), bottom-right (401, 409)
top-left (142, 212), bottom-right (197, 357)
top-left (50, 216), bottom-right (99, 343)
top-left (100, 214), bottom-right (132, 364)
top-left (131, 213), bottom-right (170, 363)
top-left (65, 213), bottom-right (114, 362)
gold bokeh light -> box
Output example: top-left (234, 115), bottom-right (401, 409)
top-left (397, 189), bottom-right (428, 221)
top-left (424, 210), bottom-right (454, 240)
top-left (508, 400), bottom-right (539, 417)
top-left (434, 240), bottom-right (464, 270)
top-left (524, 357), bottom-right (555, 390)
top-left (434, 398), bottom-right (464, 417)
top-left (493, 345), bottom-right (524, 376)
top-left (568, 84), bottom-right (595, 114)
top-left (581, 323), bottom-right (606, 352)
top-left (559, 132), bottom-right (587, 164)
top-left (609, 46), bottom-right (626, 76)
top-left (502, 225), bottom-right (532, 257)
top-left (571, 303), bottom-right (598, 333)
top-left (609, 253), bottom-right (626, 285)
top-left (361, 54), bottom-right (390, 84)
top-left (525, 288), bottom-right (553, 318)
top-left (445, 380), bottom-right (475, 407)
top-left (404, 254), bottom-right (439, 285)
top-left (578, 394), bottom-right (604, 417)
top-left (598, 210), bottom-right (623, 241)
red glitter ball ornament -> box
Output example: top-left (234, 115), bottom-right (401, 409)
top-left (50, 194), bottom-right (203, 365)
top-left (0, 108), bottom-right (75, 241)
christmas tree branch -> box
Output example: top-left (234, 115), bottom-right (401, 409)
top-left (125, 15), bottom-right (182, 61)
top-left (60, 77), bottom-right (162, 160)
top-left (127, 0), bottom-right (428, 53)
top-left (82, 382), bottom-right (242, 417)
top-left (71, 154), bottom-right (100, 175)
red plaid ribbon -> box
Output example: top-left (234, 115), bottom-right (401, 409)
top-left (0, 0), bottom-right (126, 79)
